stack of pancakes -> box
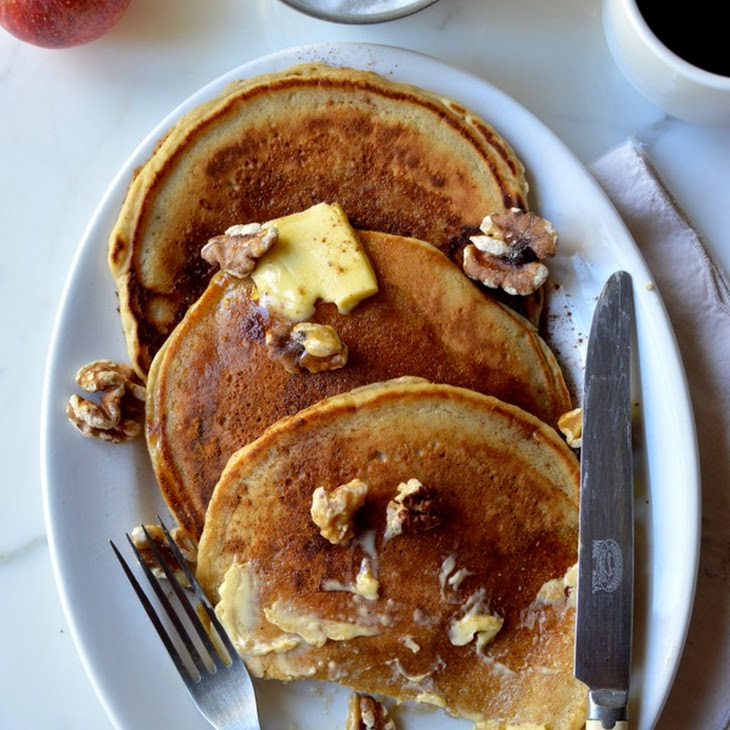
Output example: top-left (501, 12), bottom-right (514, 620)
top-left (108, 63), bottom-right (585, 729)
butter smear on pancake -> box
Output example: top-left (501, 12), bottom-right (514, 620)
top-left (322, 557), bottom-right (380, 602)
top-left (448, 589), bottom-right (504, 648)
top-left (216, 561), bottom-right (381, 657)
top-left (252, 202), bottom-right (378, 321)
top-left (264, 600), bottom-right (381, 647)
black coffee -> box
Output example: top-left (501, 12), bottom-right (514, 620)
top-left (636, 1), bottom-right (730, 77)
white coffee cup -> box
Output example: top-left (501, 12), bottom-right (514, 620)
top-left (603, 0), bottom-right (730, 125)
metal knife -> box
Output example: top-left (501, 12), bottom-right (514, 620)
top-left (574, 270), bottom-right (635, 730)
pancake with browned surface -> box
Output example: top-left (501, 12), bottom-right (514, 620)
top-left (108, 63), bottom-right (530, 378)
top-left (196, 380), bottom-right (586, 729)
top-left (146, 230), bottom-right (571, 539)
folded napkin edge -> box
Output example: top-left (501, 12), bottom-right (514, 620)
top-left (596, 137), bottom-right (730, 313)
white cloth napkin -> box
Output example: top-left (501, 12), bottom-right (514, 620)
top-left (591, 139), bottom-right (730, 730)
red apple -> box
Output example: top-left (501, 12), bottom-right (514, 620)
top-left (0, 0), bottom-right (131, 49)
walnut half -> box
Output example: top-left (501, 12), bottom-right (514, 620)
top-left (311, 478), bottom-right (369, 544)
top-left (384, 479), bottom-right (445, 541)
top-left (266, 321), bottom-right (348, 374)
top-left (346, 693), bottom-right (397, 730)
top-left (66, 360), bottom-right (145, 443)
top-left (463, 208), bottom-right (558, 296)
top-left (201, 222), bottom-right (278, 277)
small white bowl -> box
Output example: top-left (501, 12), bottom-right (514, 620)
top-left (603, 0), bottom-right (730, 125)
top-left (278, 0), bottom-right (440, 24)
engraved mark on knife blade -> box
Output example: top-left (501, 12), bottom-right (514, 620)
top-left (591, 539), bottom-right (623, 593)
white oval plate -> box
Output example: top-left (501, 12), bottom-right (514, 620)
top-left (41, 42), bottom-right (699, 730)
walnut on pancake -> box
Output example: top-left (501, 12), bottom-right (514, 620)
top-left (66, 359), bottom-right (145, 443)
top-left (384, 478), bottom-right (446, 541)
top-left (311, 478), bottom-right (369, 544)
top-left (463, 208), bottom-right (558, 296)
top-left (200, 222), bottom-right (278, 277)
top-left (265, 321), bottom-right (349, 374)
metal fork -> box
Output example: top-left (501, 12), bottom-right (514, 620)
top-left (110, 518), bottom-right (260, 730)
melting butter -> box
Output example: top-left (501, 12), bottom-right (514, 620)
top-left (449, 612), bottom-right (503, 647)
top-left (216, 562), bottom-right (380, 657)
top-left (216, 562), bottom-right (259, 639)
top-left (252, 202), bottom-right (378, 321)
top-left (534, 562), bottom-right (578, 607)
top-left (264, 600), bottom-right (381, 647)
top-left (322, 557), bottom-right (380, 601)
top-left (448, 589), bottom-right (503, 648)
top-left (215, 563), bottom-right (301, 656)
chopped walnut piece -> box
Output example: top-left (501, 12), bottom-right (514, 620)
top-left (558, 407), bottom-right (583, 448)
top-left (66, 360), bottom-right (145, 443)
top-left (346, 693), bottom-right (397, 730)
top-left (266, 321), bottom-right (348, 374)
top-left (130, 524), bottom-right (198, 583)
top-left (463, 208), bottom-right (558, 296)
top-left (201, 222), bottom-right (278, 277)
top-left (311, 478), bottom-right (369, 544)
top-left (384, 478), bottom-right (445, 541)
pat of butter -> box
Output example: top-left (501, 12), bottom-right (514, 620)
top-left (252, 202), bottom-right (378, 321)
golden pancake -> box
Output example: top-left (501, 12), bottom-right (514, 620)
top-left (146, 230), bottom-right (571, 539)
top-left (108, 63), bottom-right (530, 378)
top-left (196, 380), bottom-right (585, 729)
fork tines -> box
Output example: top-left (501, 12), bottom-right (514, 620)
top-left (112, 517), bottom-right (260, 729)
top-left (111, 518), bottom-right (237, 683)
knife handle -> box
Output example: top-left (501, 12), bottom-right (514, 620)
top-left (586, 722), bottom-right (628, 729)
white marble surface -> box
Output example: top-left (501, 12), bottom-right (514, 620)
top-left (0, 0), bottom-right (728, 728)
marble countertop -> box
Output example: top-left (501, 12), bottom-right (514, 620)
top-left (1, 1), bottom-right (728, 728)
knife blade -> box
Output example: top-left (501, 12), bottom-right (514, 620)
top-left (574, 270), bottom-right (634, 730)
